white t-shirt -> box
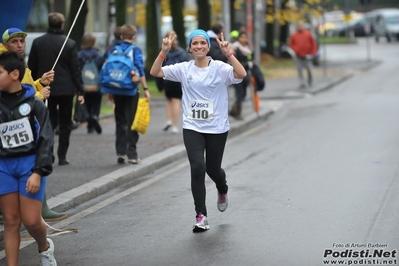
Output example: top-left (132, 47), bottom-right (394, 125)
top-left (162, 58), bottom-right (243, 133)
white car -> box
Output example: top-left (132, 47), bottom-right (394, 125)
top-left (369, 8), bottom-right (399, 42)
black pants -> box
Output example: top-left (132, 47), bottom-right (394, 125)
top-left (233, 71), bottom-right (250, 104)
top-left (183, 129), bottom-right (229, 217)
top-left (113, 94), bottom-right (139, 160)
top-left (85, 92), bottom-right (102, 131)
top-left (48, 95), bottom-right (74, 160)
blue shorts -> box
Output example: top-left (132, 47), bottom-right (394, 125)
top-left (0, 154), bottom-right (47, 201)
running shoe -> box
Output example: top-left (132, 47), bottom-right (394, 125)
top-left (117, 155), bottom-right (125, 164)
top-left (39, 238), bottom-right (57, 266)
top-left (193, 213), bottom-right (210, 233)
top-left (217, 192), bottom-right (228, 212)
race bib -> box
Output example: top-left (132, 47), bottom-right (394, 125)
top-left (0, 117), bottom-right (34, 148)
top-left (188, 100), bottom-right (213, 120)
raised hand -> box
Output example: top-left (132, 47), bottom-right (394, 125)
top-left (215, 32), bottom-right (230, 55)
top-left (41, 70), bottom-right (55, 86)
top-left (161, 31), bottom-right (177, 53)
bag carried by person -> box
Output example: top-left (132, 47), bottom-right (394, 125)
top-left (131, 98), bottom-right (150, 135)
top-left (251, 63), bottom-right (265, 92)
top-left (99, 45), bottom-right (140, 91)
top-left (81, 57), bottom-right (100, 92)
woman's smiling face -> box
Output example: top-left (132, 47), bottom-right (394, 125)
top-left (190, 36), bottom-right (209, 56)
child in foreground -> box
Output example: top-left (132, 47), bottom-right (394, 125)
top-left (0, 51), bottom-right (56, 265)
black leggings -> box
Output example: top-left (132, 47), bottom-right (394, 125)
top-left (183, 129), bottom-right (229, 217)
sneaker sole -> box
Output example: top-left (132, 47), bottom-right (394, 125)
top-left (192, 225), bottom-right (210, 233)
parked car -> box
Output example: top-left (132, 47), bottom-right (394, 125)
top-left (332, 15), bottom-right (373, 37)
top-left (368, 8), bottom-right (399, 42)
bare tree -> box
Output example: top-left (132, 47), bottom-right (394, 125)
top-left (196, 0), bottom-right (210, 30)
top-left (170, 0), bottom-right (186, 49)
top-left (115, 0), bottom-right (127, 26)
top-left (68, 0), bottom-right (88, 50)
top-left (145, 0), bottom-right (159, 71)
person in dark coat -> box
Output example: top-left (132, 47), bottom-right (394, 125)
top-left (28, 12), bottom-right (85, 166)
top-left (206, 23), bottom-right (228, 63)
top-left (159, 30), bottom-right (188, 134)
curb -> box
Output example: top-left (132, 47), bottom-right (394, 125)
top-left (47, 104), bottom-right (275, 213)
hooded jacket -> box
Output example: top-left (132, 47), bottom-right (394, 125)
top-left (0, 84), bottom-right (53, 176)
top-left (0, 43), bottom-right (46, 100)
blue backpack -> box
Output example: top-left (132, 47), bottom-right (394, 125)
top-left (99, 45), bottom-right (139, 91)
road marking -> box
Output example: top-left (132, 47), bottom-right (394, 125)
top-left (0, 122), bottom-right (269, 260)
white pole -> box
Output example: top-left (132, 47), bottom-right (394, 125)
top-left (51, 0), bottom-right (86, 71)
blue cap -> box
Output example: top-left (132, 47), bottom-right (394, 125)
top-left (188, 29), bottom-right (211, 48)
top-left (2, 28), bottom-right (27, 42)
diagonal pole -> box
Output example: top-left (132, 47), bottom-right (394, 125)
top-left (51, 0), bottom-right (86, 71)
top-left (46, 0), bottom-right (86, 107)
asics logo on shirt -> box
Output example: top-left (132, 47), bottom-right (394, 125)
top-left (2, 123), bottom-right (24, 134)
top-left (191, 101), bottom-right (209, 108)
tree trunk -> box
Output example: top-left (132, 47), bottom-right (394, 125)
top-left (145, 0), bottom-right (159, 71)
top-left (170, 0), bottom-right (186, 50)
top-left (67, 0), bottom-right (88, 50)
top-left (115, 0), bottom-right (127, 26)
top-left (265, 0), bottom-right (274, 56)
top-left (196, 0), bottom-right (210, 30)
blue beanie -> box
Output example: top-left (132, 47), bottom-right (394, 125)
top-left (188, 29), bottom-right (211, 48)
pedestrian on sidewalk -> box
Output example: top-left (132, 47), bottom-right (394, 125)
top-left (157, 30), bottom-right (188, 134)
top-left (0, 27), bottom-right (66, 222)
top-left (0, 51), bottom-right (57, 266)
top-left (289, 21), bottom-right (317, 89)
top-left (28, 12), bottom-right (85, 166)
top-left (78, 33), bottom-right (105, 134)
top-left (150, 29), bottom-right (246, 232)
top-left (206, 22), bottom-right (228, 63)
top-left (230, 31), bottom-right (253, 120)
top-left (101, 24), bottom-right (151, 165)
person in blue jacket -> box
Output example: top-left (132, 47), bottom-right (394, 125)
top-left (0, 51), bottom-right (57, 266)
top-left (159, 30), bottom-right (188, 133)
top-left (78, 33), bottom-right (105, 134)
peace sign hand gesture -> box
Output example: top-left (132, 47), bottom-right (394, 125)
top-left (215, 32), bottom-right (230, 55)
top-left (161, 31), bottom-right (177, 54)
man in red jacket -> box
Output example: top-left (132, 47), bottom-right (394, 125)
top-left (289, 21), bottom-right (317, 89)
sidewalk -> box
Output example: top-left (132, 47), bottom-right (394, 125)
top-left (0, 59), bottom-right (380, 238)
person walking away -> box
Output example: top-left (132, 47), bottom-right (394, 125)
top-left (28, 12), bottom-right (85, 166)
top-left (0, 27), bottom-right (67, 222)
top-left (78, 33), bottom-right (105, 134)
top-left (230, 31), bottom-right (253, 120)
top-left (160, 30), bottom-right (188, 133)
top-left (0, 51), bottom-right (57, 266)
top-left (100, 24), bottom-right (151, 164)
top-left (206, 23), bottom-right (228, 63)
top-left (289, 21), bottom-right (317, 89)
top-left (150, 30), bottom-right (246, 232)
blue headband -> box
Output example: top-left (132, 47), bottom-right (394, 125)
top-left (188, 29), bottom-right (211, 48)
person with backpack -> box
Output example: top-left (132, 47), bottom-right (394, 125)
top-left (100, 24), bottom-right (150, 164)
top-left (78, 33), bottom-right (105, 134)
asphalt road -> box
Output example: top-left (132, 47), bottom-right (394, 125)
top-left (2, 37), bottom-right (398, 265)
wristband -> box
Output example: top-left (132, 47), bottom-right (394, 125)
top-left (158, 53), bottom-right (167, 61)
top-left (225, 50), bottom-right (234, 59)
top-left (143, 87), bottom-right (148, 91)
